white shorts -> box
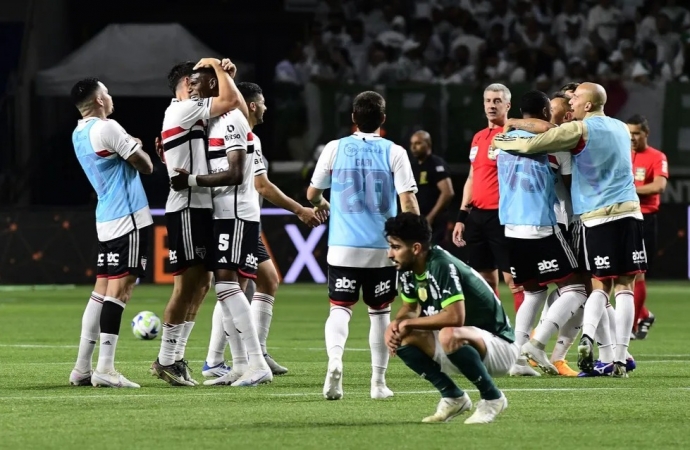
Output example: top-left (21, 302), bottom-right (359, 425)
top-left (433, 327), bottom-right (519, 377)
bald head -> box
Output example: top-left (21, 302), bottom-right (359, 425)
top-left (410, 130), bottom-right (432, 160)
top-left (569, 82), bottom-right (607, 120)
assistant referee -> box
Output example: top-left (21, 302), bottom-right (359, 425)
top-left (452, 83), bottom-right (524, 311)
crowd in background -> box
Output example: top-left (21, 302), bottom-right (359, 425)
top-left (275, 0), bottom-right (690, 91)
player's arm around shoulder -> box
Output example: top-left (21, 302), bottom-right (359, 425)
top-left (101, 120), bottom-right (153, 174)
top-left (493, 120), bottom-right (583, 155)
top-left (504, 118), bottom-right (556, 134)
top-left (390, 144), bottom-right (420, 214)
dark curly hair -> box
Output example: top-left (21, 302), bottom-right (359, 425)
top-left (70, 77), bottom-right (101, 108)
top-left (167, 61), bottom-right (196, 95)
top-left (384, 213), bottom-right (431, 249)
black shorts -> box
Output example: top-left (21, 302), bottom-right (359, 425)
top-left (464, 208), bottom-right (510, 273)
top-left (328, 265), bottom-right (397, 309)
top-left (582, 217), bottom-right (647, 280)
top-left (507, 227), bottom-right (577, 286)
top-left (256, 235), bottom-right (271, 264)
top-left (96, 226), bottom-right (151, 279)
top-left (642, 213), bottom-right (657, 272)
top-left (213, 219), bottom-right (260, 278)
top-left (568, 219), bottom-right (588, 272)
top-left (165, 208), bottom-right (213, 274)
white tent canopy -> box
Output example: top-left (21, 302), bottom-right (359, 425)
top-left (35, 23), bottom-right (250, 97)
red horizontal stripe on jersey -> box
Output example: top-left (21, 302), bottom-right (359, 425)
top-left (96, 149), bottom-right (113, 157)
top-left (162, 126), bottom-right (186, 140)
top-left (572, 137), bottom-right (586, 156)
top-left (548, 154), bottom-right (558, 165)
top-left (209, 138), bottom-right (224, 147)
top-left (194, 120), bottom-right (204, 127)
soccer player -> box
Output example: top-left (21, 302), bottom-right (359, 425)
top-left (409, 130), bottom-right (454, 246)
top-left (451, 84), bottom-right (524, 314)
top-left (384, 213), bottom-right (515, 424)
top-left (628, 114), bottom-right (668, 340)
top-left (151, 58), bottom-right (246, 386)
top-left (495, 91), bottom-right (586, 376)
top-left (307, 91), bottom-right (420, 400)
top-left (492, 82), bottom-right (647, 377)
top-left (69, 78), bottom-right (153, 388)
top-left (201, 81), bottom-right (321, 379)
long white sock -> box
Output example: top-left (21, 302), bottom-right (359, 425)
top-left (325, 306), bottom-right (352, 360)
top-left (96, 296), bottom-right (126, 373)
top-left (368, 306), bottom-right (391, 385)
top-left (75, 292), bottom-right (103, 372)
top-left (551, 305), bottom-right (584, 362)
top-left (223, 311), bottom-right (248, 372)
top-left (540, 289), bottom-right (559, 326)
top-left (217, 281), bottom-right (267, 371)
top-left (206, 301), bottom-right (226, 366)
top-left (251, 293), bottom-right (275, 355)
top-left (533, 284), bottom-right (587, 345)
top-left (158, 323), bottom-right (184, 366)
top-left (581, 289), bottom-right (608, 340)
top-left (595, 304), bottom-right (614, 363)
top-left (515, 289), bottom-right (548, 347)
top-left (174, 321), bottom-right (195, 362)
top-left (613, 290), bottom-right (635, 363)
top-left (607, 302), bottom-right (617, 354)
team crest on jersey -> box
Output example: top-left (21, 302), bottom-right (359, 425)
top-left (195, 246), bottom-right (207, 259)
top-left (635, 167), bottom-right (646, 181)
top-left (469, 146), bottom-right (478, 162)
top-left (417, 287), bottom-right (428, 302)
top-left (140, 257), bottom-right (147, 271)
top-left (344, 144), bottom-right (359, 157)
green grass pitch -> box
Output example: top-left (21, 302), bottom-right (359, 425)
top-left (1, 281), bottom-right (690, 449)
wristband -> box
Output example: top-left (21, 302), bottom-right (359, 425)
top-left (188, 175), bottom-right (198, 187)
top-left (456, 209), bottom-right (469, 224)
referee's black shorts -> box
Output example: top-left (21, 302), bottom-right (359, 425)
top-left (463, 208), bottom-right (510, 273)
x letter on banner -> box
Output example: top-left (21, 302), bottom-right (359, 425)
top-left (283, 224), bottom-right (327, 283)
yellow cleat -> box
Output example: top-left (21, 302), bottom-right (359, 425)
top-left (553, 360), bottom-right (578, 377)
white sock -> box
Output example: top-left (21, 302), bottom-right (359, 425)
top-left (533, 284), bottom-right (587, 345)
top-left (174, 321), bottom-right (195, 362)
top-left (96, 333), bottom-right (118, 373)
top-left (251, 293), bottom-right (275, 355)
top-left (325, 306), bottom-right (352, 361)
top-left (551, 305), bottom-right (584, 362)
top-left (515, 289), bottom-right (548, 346)
top-left (368, 306), bottom-right (391, 385)
top-left (595, 304), bottom-right (614, 363)
top-left (158, 323), bottom-right (184, 366)
top-left (205, 301), bottom-right (226, 366)
top-left (613, 290), bottom-right (635, 363)
top-left (607, 303), bottom-right (617, 353)
top-left (582, 289), bottom-right (608, 340)
top-left (75, 292), bottom-right (103, 372)
top-left (217, 281), bottom-right (267, 371)
top-left (540, 289), bottom-right (559, 326)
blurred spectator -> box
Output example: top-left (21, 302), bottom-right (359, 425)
top-left (344, 20), bottom-right (370, 75)
top-left (395, 40), bottom-right (435, 83)
top-left (631, 40), bottom-right (674, 84)
top-left (486, 0), bottom-right (516, 41)
top-left (323, 12), bottom-right (350, 48)
top-left (587, 0), bottom-right (623, 51)
top-left (552, 0), bottom-right (586, 37)
top-left (449, 20), bottom-right (485, 65)
top-left (561, 17), bottom-right (592, 60)
top-left (651, 13), bottom-right (682, 64)
top-left (376, 15), bottom-right (406, 49)
top-left (304, 28), bottom-right (325, 64)
top-left (275, 42), bottom-right (308, 85)
top-left (674, 35), bottom-right (690, 81)
top-left (361, 42), bottom-right (396, 84)
top-left (516, 15), bottom-right (545, 50)
top-left (661, 0), bottom-right (690, 31)
top-left (412, 18), bottom-right (445, 67)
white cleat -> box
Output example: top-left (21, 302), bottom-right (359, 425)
top-left (91, 370), bottom-right (140, 388)
top-left (371, 384), bottom-right (394, 399)
top-left (422, 394), bottom-right (473, 423)
top-left (203, 368), bottom-right (246, 386)
top-left (509, 357), bottom-right (542, 377)
top-left (201, 361), bottom-right (232, 378)
top-left (521, 341), bottom-right (558, 375)
top-left (464, 393), bottom-right (508, 424)
top-left (69, 368), bottom-right (92, 386)
top-left (230, 368), bottom-right (273, 387)
top-left (323, 358), bottom-right (343, 400)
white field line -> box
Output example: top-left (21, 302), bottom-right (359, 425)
top-left (1, 386), bottom-right (686, 402)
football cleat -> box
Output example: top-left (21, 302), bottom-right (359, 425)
top-left (577, 360), bottom-right (613, 377)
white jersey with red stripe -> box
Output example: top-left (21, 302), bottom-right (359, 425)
top-left (549, 152), bottom-right (574, 226)
top-left (162, 97), bottom-right (213, 213)
top-left (253, 133), bottom-right (268, 206)
top-left (207, 109), bottom-right (265, 221)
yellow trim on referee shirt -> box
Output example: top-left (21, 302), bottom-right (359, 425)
top-left (441, 294), bottom-right (464, 309)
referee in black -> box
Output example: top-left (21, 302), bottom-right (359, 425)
top-left (409, 130), bottom-right (454, 245)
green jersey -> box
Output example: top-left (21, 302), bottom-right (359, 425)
top-left (399, 246), bottom-right (515, 343)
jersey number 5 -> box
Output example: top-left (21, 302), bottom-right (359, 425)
top-left (218, 233), bottom-right (230, 251)
top-left (336, 169), bottom-right (391, 214)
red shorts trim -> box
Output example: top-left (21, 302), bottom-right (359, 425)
top-left (173, 268), bottom-right (187, 276)
top-left (96, 274), bottom-right (109, 279)
top-left (592, 269), bottom-right (645, 281)
top-left (539, 272), bottom-right (575, 287)
top-left (239, 269), bottom-right (257, 280)
top-left (330, 299), bottom-right (356, 307)
top-left (108, 271), bottom-right (131, 280)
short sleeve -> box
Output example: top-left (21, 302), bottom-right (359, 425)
top-left (253, 136), bottom-right (267, 176)
top-left (390, 144), bottom-right (418, 194)
top-left (100, 120), bottom-right (139, 159)
top-left (399, 272), bottom-right (418, 303)
top-left (653, 152), bottom-right (669, 179)
top-left (554, 152), bottom-right (572, 176)
top-left (434, 262), bottom-right (465, 308)
top-left (172, 98), bottom-right (212, 129)
top-left (224, 112), bottom-right (252, 153)
top-left (430, 157), bottom-right (451, 184)
top-left (310, 140), bottom-right (338, 189)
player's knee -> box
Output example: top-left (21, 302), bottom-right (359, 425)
top-left (257, 263), bottom-right (279, 296)
top-left (106, 275), bottom-right (137, 302)
top-left (438, 328), bottom-right (467, 353)
top-left (197, 272), bottom-right (212, 298)
top-left (615, 275), bottom-right (636, 290)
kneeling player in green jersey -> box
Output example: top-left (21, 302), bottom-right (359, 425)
top-left (384, 213), bottom-right (517, 424)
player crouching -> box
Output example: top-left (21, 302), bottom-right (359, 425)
top-left (384, 213), bottom-right (516, 424)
